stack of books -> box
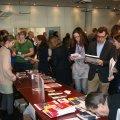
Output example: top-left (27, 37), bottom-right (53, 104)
top-left (44, 83), bottom-right (62, 89)
top-left (34, 100), bottom-right (76, 118)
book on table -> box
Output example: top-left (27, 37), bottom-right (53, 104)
top-left (34, 100), bottom-right (76, 118)
top-left (45, 83), bottom-right (62, 88)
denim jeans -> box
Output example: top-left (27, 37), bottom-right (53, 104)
top-left (74, 78), bottom-right (88, 94)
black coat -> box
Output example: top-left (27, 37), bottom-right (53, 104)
top-left (51, 45), bottom-right (71, 85)
top-left (87, 40), bottom-right (116, 83)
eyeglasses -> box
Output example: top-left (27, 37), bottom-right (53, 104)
top-left (109, 38), bottom-right (117, 44)
top-left (97, 35), bottom-right (106, 39)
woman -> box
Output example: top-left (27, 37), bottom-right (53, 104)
top-left (0, 35), bottom-right (16, 120)
top-left (14, 30), bottom-right (34, 72)
top-left (48, 36), bottom-right (71, 85)
top-left (70, 27), bottom-right (89, 94)
top-left (35, 35), bottom-right (49, 74)
top-left (108, 32), bottom-right (120, 95)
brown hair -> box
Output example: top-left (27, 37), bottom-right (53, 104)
top-left (18, 30), bottom-right (27, 37)
top-left (114, 32), bottom-right (120, 42)
top-left (48, 36), bottom-right (62, 49)
top-left (111, 24), bottom-right (120, 38)
top-left (37, 35), bottom-right (48, 49)
top-left (3, 35), bottom-right (15, 43)
top-left (97, 26), bottom-right (108, 35)
top-left (72, 27), bottom-right (89, 52)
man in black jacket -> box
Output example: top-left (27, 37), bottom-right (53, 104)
top-left (87, 26), bottom-right (116, 94)
top-left (85, 92), bottom-right (120, 120)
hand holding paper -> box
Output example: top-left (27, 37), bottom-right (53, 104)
top-left (85, 54), bottom-right (99, 65)
top-left (108, 75), bottom-right (114, 81)
top-left (97, 59), bottom-right (103, 66)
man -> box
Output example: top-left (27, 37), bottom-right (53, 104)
top-left (85, 92), bottom-right (120, 120)
top-left (87, 26), bottom-right (116, 94)
top-left (26, 31), bottom-right (36, 57)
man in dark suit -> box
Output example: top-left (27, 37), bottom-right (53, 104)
top-left (87, 26), bottom-right (116, 94)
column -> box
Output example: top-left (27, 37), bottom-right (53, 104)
top-left (84, 3), bottom-right (93, 34)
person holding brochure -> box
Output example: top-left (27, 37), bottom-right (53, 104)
top-left (70, 27), bottom-right (89, 94)
top-left (87, 26), bottom-right (116, 94)
top-left (108, 32), bottom-right (120, 95)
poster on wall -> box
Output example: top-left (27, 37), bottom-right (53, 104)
top-left (45, 27), bottom-right (60, 38)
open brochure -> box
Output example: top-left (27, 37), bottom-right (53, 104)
top-left (85, 54), bottom-right (99, 65)
top-left (70, 53), bottom-right (81, 61)
top-left (109, 58), bottom-right (116, 77)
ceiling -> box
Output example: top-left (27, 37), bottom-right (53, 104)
top-left (0, 0), bottom-right (120, 10)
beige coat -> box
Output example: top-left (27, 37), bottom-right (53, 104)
top-left (0, 46), bottom-right (16, 94)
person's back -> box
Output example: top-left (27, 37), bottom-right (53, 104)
top-left (52, 45), bottom-right (70, 69)
top-left (52, 44), bottom-right (71, 85)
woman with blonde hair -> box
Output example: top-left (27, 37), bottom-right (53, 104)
top-left (48, 36), bottom-right (71, 85)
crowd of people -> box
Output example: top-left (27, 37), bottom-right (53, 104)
top-left (0, 24), bottom-right (120, 120)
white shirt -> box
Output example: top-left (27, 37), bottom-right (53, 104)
top-left (97, 40), bottom-right (106, 57)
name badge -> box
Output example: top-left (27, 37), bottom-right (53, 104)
top-left (18, 51), bottom-right (21, 55)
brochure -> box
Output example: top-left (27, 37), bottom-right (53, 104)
top-left (85, 54), bottom-right (99, 65)
top-left (109, 57), bottom-right (116, 77)
top-left (70, 53), bottom-right (81, 61)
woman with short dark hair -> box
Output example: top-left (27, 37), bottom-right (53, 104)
top-left (48, 36), bottom-right (71, 85)
top-left (14, 30), bottom-right (34, 72)
top-left (35, 35), bottom-right (49, 74)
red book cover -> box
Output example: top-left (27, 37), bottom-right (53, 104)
top-left (55, 103), bottom-right (70, 109)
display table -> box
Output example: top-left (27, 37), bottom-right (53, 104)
top-left (14, 75), bottom-right (107, 120)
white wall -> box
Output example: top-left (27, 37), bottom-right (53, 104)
top-left (0, 5), bottom-right (85, 38)
top-left (92, 9), bottom-right (120, 33)
top-left (0, 5), bottom-right (119, 38)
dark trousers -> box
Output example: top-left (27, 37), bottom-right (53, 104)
top-left (1, 93), bottom-right (14, 115)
